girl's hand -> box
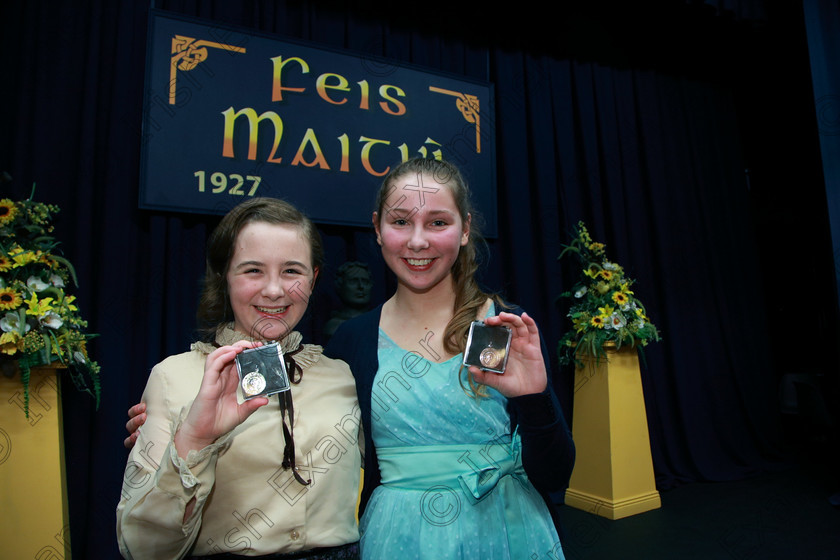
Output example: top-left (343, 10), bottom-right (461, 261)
top-left (175, 341), bottom-right (269, 455)
top-left (470, 312), bottom-right (548, 398)
top-left (123, 402), bottom-right (146, 449)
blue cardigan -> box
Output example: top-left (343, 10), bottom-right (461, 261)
top-left (325, 303), bottom-right (575, 531)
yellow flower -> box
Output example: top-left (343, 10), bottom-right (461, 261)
top-left (0, 254), bottom-right (13, 273)
top-left (12, 250), bottom-right (38, 267)
top-left (0, 199), bottom-right (17, 226)
top-left (0, 331), bottom-right (21, 344)
top-left (38, 253), bottom-right (58, 268)
top-left (597, 305), bottom-right (614, 318)
top-left (24, 293), bottom-right (54, 316)
top-left (573, 315), bottom-right (590, 333)
top-left (62, 295), bottom-right (78, 312)
top-left (0, 288), bottom-right (23, 310)
top-left (0, 331), bottom-right (22, 355)
top-left (588, 242), bottom-right (605, 252)
top-left (612, 292), bottom-right (629, 306)
top-left (590, 316), bottom-right (606, 328)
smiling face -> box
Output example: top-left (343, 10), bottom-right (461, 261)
top-left (374, 172), bottom-right (470, 295)
top-left (226, 221), bottom-right (318, 340)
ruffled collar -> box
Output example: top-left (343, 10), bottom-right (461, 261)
top-left (190, 323), bottom-right (323, 369)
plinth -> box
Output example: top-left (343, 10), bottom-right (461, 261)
top-left (564, 345), bottom-right (661, 519)
top-left (0, 366), bottom-right (71, 558)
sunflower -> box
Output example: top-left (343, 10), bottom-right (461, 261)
top-left (0, 193), bottom-right (102, 416)
top-left (0, 287), bottom-right (23, 310)
top-left (0, 199), bottom-right (17, 226)
top-left (558, 220), bottom-right (661, 368)
top-left (612, 291), bottom-right (629, 306)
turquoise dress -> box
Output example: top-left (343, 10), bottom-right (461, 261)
top-left (359, 306), bottom-right (565, 559)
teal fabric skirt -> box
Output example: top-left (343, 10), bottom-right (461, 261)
top-left (360, 324), bottom-right (564, 559)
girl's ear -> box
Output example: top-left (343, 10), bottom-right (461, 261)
top-left (373, 212), bottom-right (382, 245)
top-left (461, 213), bottom-right (472, 246)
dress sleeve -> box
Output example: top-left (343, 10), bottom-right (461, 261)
top-left (116, 360), bottom-right (232, 560)
top-left (507, 315), bottom-right (576, 494)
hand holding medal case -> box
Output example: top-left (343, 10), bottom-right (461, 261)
top-left (462, 320), bottom-right (512, 373)
top-left (235, 343), bottom-right (291, 399)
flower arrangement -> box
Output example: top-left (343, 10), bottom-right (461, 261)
top-left (558, 221), bottom-right (660, 367)
top-left (0, 186), bottom-right (101, 416)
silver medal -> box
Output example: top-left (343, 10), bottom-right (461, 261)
top-left (242, 371), bottom-right (266, 396)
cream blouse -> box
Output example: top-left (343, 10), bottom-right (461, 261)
top-left (116, 327), bottom-right (361, 559)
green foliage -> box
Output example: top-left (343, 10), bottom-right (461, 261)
top-left (0, 187), bottom-right (101, 417)
top-left (557, 221), bottom-right (661, 368)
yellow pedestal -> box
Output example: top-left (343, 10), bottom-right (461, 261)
top-left (564, 345), bottom-right (661, 519)
top-left (0, 367), bottom-right (72, 558)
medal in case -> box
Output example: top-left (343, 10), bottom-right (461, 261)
top-left (235, 342), bottom-right (291, 400)
top-left (463, 321), bottom-right (512, 374)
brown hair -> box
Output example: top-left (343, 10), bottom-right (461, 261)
top-left (375, 158), bottom-right (504, 392)
top-left (197, 197), bottom-right (324, 340)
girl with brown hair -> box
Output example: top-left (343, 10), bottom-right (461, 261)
top-left (327, 158), bottom-right (575, 559)
top-left (117, 198), bottom-right (361, 560)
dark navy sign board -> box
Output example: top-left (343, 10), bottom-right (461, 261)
top-left (140, 10), bottom-right (497, 235)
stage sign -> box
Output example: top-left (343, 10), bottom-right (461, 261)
top-left (140, 10), bottom-right (497, 235)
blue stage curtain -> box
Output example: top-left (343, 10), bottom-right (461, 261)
top-left (804, 0), bottom-right (840, 322)
top-left (0, 1), bottom-right (819, 558)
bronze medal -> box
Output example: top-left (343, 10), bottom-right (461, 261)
top-left (479, 347), bottom-right (503, 369)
